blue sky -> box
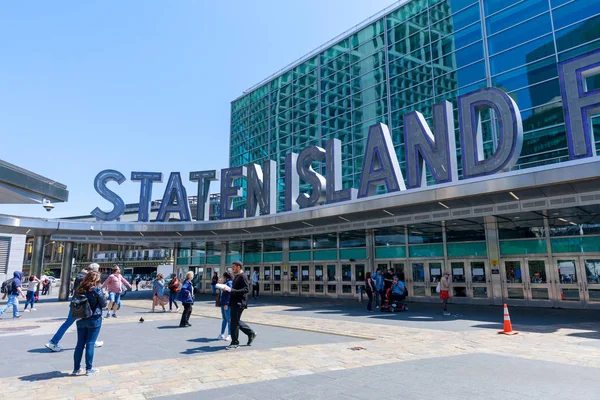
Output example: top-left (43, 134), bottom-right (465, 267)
top-left (0, 0), bottom-right (394, 218)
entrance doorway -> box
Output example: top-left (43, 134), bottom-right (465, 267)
top-left (407, 261), bottom-right (443, 301)
top-left (502, 258), bottom-right (553, 307)
top-left (448, 260), bottom-right (491, 304)
top-left (553, 257), bottom-right (600, 309)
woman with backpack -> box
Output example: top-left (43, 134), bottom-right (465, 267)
top-left (72, 271), bottom-right (107, 376)
top-left (217, 271), bottom-right (233, 341)
top-left (178, 271), bottom-right (195, 327)
top-left (168, 273), bottom-right (180, 312)
top-left (151, 274), bottom-right (167, 313)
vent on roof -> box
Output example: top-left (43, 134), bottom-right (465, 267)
top-left (452, 209), bottom-right (471, 216)
top-left (474, 207), bottom-right (494, 214)
top-left (523, 200), bottom-right (546, 209)
top-left (414, 214), bottom-right (430, 221)
top-left (497, 203), bottom-right (519, 212)
top-left (433, 212), bottom-right (450, 219)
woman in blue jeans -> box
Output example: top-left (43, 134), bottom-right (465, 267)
top-left (217, 271), bottom-right (233, 341)
top-left (72, 271), bottom-right (107, 376)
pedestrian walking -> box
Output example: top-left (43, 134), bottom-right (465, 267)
top-left (167, 273), bottom-right (180, 312)
top-left (101, 265), bottom-right (132, 318)
top-left (135, 274), bottom-right (141, 291)
top-left (440, 271), bottom-right (452, 316)
top-left (251, 269), bottom-right (260, 299)
top-left (0, 271), bottom-right (25, 319)
top-left (217, 271), bottom-right (233, 341)
top-left (72, 271), bottom-right (107, 376)
top-left (46, 264), bottom-right (104, 352)
top-left (223, 261), bottom-right (256, 350)
top-left (151, 274), bottom-right (167, 313)
top-left (24, 275), bottom-right (41, 312)
top-left (372, 269), bottom-right (384, 309)
top-left (178, 271), bottom-right (194, 327)
top-left (365, 272), bottom-right (375, 312)
top-left (41, 278), bottom-right (50, 295)
top-left (211, 272), bottom-right (218, 295)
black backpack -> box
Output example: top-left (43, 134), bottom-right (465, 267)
top-left (70, 294), bottom-right (93, 319)
top-left (1, 278), bottom-right (14, 294)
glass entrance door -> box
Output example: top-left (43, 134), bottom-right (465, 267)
top-left (582, 258), bottom-right (600, 309)
top-left (325, 263), bottom-right (338, 296)
top-left (273, 265), bottom-right (282, 294)
top-left (300, 264), bottom-right (312, 296)
top-left (553, 258), bottom-right (584, 308)
top-left (314, 264), bottom-right (325, 295)
top-left (503, 259), bottom-right (552, 307)
top-left (408, 261), bottom-right (442, 301)
top-left (262, 265), bottom-right (272, 295)
top-left (449, 260), bottom-right (491, 304)
top-left (289, 265), bottom-right (299, 295)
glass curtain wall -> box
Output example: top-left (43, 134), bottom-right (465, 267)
top-left (230, 0), bottom-right (600, 213)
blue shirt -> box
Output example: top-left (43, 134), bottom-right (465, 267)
top-left (10, 271), bottom-right (23, 296)
top-left (392, 281), bottom-right (406, 295)
top-left (373, 273), bottom-right (384, 291)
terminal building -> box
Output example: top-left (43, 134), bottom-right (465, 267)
top-left (5, 0), bottom-right (600, 309)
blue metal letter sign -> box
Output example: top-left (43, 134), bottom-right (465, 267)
top-left (220, 166), bottom-right (246, 220)
top-left (131, 172), bottom-right (162, 222)
top-left (91, 170), bottom-right (126, 221)
top-left (190, 170), bottom-right (220, 221)
top-left (296, 146), bottom-right (327, 209)
top-left (326, 139), bottom-right (357, 203)
top-left (404, 101), bottom-right (457, 189)
top-left (246, 161), bottom-right (276, 217)
top-left (558, 48), bottom-right (600, 160)
top-left (358, 123), bottom-right (406, 198)
top-left (156, 172), bottom-right (192, 222)
top-left (459, 87), bottom-right (523, 179)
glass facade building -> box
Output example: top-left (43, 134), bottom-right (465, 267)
top-left (230, 0), bottom-right (600, 211)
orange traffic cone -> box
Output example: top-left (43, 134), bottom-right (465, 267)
top-left (498, 304), bottom-right (518, 335)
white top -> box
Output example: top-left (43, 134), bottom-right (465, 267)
top-left (28, 282), bottom-right (38, 292)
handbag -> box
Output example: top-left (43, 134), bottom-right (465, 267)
top-left (215, 292), bottom-right (221, 307)
top-left (436, 283), bottom-right (441, 293)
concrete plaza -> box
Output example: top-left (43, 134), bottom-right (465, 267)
top-left (0, 290), bottom-right (599, 399)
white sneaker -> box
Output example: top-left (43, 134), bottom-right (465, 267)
top-left (31, 308), bottom-right (37, 311)
top-left (45, 342), bottom-right (62, 352)
top-left (176, 307), bottom-right (180, 312)
top-left (376, 306), bottom-right (380, 309)
top-left (217, 334), bottom-right (224, 340)
top-left (443, 311), bottom-right (451, 316)
top-left (224, 335), bottom-right (231, 341)
top-left (24, 309), bottom-right (30, 313)
top-left (94, 341), bottom-right (104, 348)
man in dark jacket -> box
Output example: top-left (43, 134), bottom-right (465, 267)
top-left (225, 261), bottom-right (256, 350)
top-left (0, 271), bottom-right (25, 319)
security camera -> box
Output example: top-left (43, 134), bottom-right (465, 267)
top-left (42, 199), bottom-right (54, 212)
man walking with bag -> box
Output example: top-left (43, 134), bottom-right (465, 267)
top-left (222, 261), bottom-right (256, 350)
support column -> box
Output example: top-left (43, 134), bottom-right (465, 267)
top-left (484, 215), bottom-right (503, 306)
top-left (59, 242), bottom-right (74, 301)
top-left (282, 237), bottom-right (290, 295)
top-left (442, 221), bottom-right (448, 274)
top-left (366, 229), bottom-right (375, 273)
top-left (30, 235), bottom-right (48, 297)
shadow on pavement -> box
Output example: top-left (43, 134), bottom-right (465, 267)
top-left (188, 337), bottom-right (220, 343)
top-left (157, 325), bottom-right (183, 330)
top-left (19, 371), bottom-right (70, 381)
top-left (181, 345), bottom-right (226, 355)
top-left (27, 347), bottom-right (74, 353)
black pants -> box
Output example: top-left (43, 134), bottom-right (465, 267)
top-left (366, 291), bottom-right (373, 311)
top-left (230, 305), bottom-right (254, 345)
top-left (252, 284), bottom-right (259, 298)
top-left (180, 303), bottom-right (192, 326)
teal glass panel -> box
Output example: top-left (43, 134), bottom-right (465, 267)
top-left (263, 252), bottom-right (283, 262)
top-left (191, 257), bottom-right (205, 265)
top-left (225, 255), bottom-right (241, 264)
top-left (243, 253), bottom-right (262, 264)
top-left (500, 239), bottom-right (547, 255)
top-left (290, 251), bottom-right (312, 262)
top-left (551, 237), bottom-right (600, 253)
top-left (206, 255), bottom-right (221, 265)
top-left (339, 248), bottom-right (367, 260)
top-left (313, 250), bottom-right (338, 261)
top-left (375, 246), bottom-right (407, 259)
top-left (447, 242), bottom-right (487, 257)
top-left (177, 257), bottom-right (190, 266)
top-left (409, 244), bottom-right (444, 257)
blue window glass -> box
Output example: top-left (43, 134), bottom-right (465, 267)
top-left (489, 34), bottom-right (554, 76)
top-left (521, 102), bottom-right (564, 132)
top-left (508, 78), bottom-right (560, 111)
top-left (484, 0), bottom-right (520, 16)
top-left (552, 0), bottom-right (600, 30)
top-left (485, 0), bottom-right (549, 36)
top-left (434, 3), bottom-right (481, 33)
top-left (436, 40), bottom-right (484, 70)
top-left (551, 0), bottom-right (571, 7)
top-left (487, 13), bottom-right (552, 55)
top-left (492, 56), bottom-right (558, 92)
top-left (555, 14), bottom-right (600, 54)
top-left (432, 22), bottom-right (482, 60)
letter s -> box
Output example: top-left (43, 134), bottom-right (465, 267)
top-left (91, 169), bottom-right (126, 221)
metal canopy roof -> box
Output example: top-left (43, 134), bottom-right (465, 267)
top-left (0, 160), bottom-right (69, 204)
top-left (0, 158), bottom-right (599, 246)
